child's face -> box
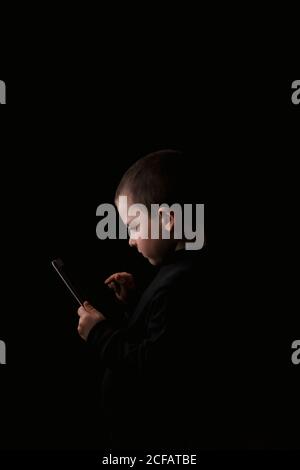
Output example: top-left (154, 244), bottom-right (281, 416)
top-left (116, 194), bottom-right (177, 266)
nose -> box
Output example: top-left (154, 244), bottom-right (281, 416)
top-left (129, 237), bottom-right (137, 248)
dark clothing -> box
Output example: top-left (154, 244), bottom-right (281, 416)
top-left (87, 248), bottom-right (283, 450)
top-left (88, 248), bottom-right (210, 449)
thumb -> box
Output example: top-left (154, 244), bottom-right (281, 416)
top-left (115, 274), bottom-right (126, 284)
top-left (83, 301), bottom-right (97, 312)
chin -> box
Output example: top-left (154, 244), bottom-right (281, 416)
top-left (147, 257), bottom-right (161, 266)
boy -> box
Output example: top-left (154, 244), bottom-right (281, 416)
top-left (77, 150), bottom-right (208, 449)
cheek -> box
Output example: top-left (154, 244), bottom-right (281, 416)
top-left (137, 238), bottom-right (152, 255)
top-left (138, 238), bottom-right (150, 251)
top-left (140, 238), bottom-right (162, 256)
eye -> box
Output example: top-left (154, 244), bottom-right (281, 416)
top-left (128, 224), bottom-right (140, 235)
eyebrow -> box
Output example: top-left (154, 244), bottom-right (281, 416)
top-left (128, 218), bottom-right (140, 228)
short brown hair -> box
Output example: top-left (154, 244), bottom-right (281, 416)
top-left (115, 149), bottom-right (191, 209)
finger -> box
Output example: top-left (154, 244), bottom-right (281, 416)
top-left (105, 272), bottom-right (132, 285)
top-left (114, 274), bottom-right (128, 285)
top-left (119, 272), bottom-right (134, 287)
top-left (104, 273), bottom-right (119, 284)
top-left (77, 306), bottom-right (86, 317)
top-left (109, 282), bottom-right (118, 293)
top-left (83, 301), bottom-right (99, 314)
top-left (114, 282), bottom-right (121, 294)
top-left (106, 274), bottom-right (125, 286)
top-left (77, 321), bottom-right (85, 339)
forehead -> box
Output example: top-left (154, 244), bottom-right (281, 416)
top-left (116, 194), bottom-right (148, 225)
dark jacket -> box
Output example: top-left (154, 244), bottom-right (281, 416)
top-left (88, 248), bottom-right (210, 449)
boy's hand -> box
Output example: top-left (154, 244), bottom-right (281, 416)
top-left (77, 301), bottom-right (105, 341)
top-left (104, 272), bottom-right (135, 304)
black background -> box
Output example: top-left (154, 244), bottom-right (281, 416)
top-left (0, 49), bottom-right (299, 465)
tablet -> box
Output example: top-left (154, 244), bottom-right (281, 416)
top-left (51, 258), bottom-right (84, 306)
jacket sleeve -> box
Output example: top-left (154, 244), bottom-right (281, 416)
top-left (87, 293), bottom-right (171, 373)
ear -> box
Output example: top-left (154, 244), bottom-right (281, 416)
top-left (158, 207), bottom-right (175, 233)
